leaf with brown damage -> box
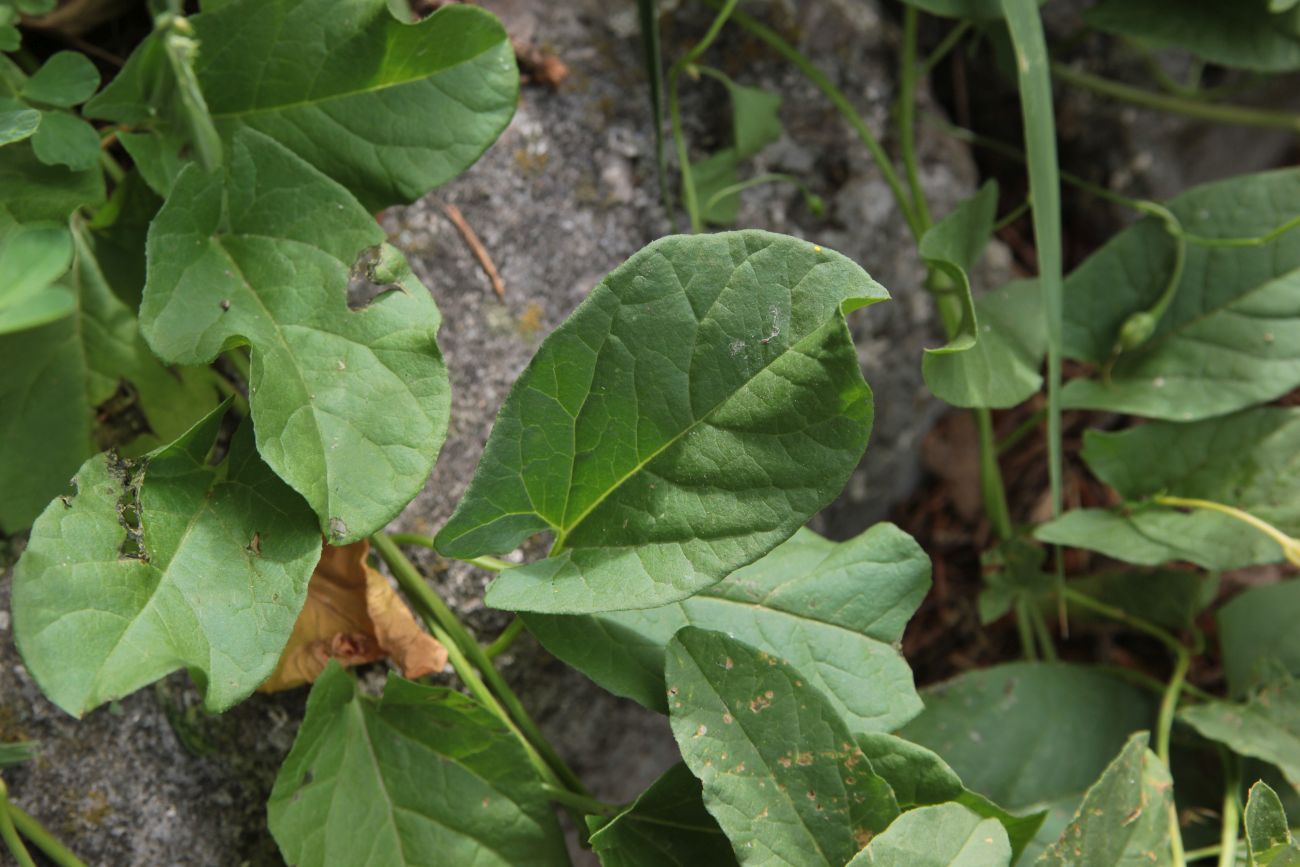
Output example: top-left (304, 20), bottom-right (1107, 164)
top-left (260, 540), bottom-right (447, 692)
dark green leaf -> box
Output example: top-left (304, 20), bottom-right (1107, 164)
top-left (21, 51), bottom-right (100, 107)
top-left (525, 524), bottom-right (928, 731)
top-left (0, 740), bottom-right (38, 768)
top-left (268, 663), bottom-right (568, 867)
top-left (30, 111), bottom-right (101, 171)
top-left (1219, 581), bottom-right (1300, 697)
top-left (1068, 570), bottom-right (1218, 632)
top-left (191, 0), bottom-right (518, 210)
top-left (438, 231), bottom-right (886, 613)
top-left (1181, 679), bottom-right (1300, 791)
top-left (12, 407), bottom-right (321, 715)
top-left (899, 662), bottom-right (1156, 862)
top-left (0, 139), bottom-right (104, 223)
top-left (923, 278), bottom-right (1046, 408)
top-left (1035, 732), bottom-right (1173, 866)
top-left (846, 802), bottom-right (1011, 866)
top-left (1245, 781), bottom-right (1300, 867)
top-left (666, 627), bottom-right (900, 866)
top-left (0, 221), bottom-right (73, 334)
top-left (587, 763), bottom-right (738, 867)
top-left (0, 226), bottom-right (216, 533)
top-left (118, 130), bottom-right (188, 198)
top-left (143, 129), bottom-right (449, 544)
top-left (1086, 0), bottom-right (1300, 73)
top-left (1062, 168), bottom-right (1300, 420)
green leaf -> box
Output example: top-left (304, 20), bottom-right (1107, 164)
top-left (0, 740), bottom-right (38, 768)
top-left (524, 523), bottom-right (928, 731)
top-left (726, 79), bottom-right (782, 160)
top-left (1035, 506), bottom-right (1279, 571)
top-left (898, 0), bottom-right (1043, 20)
top-left (846, 802), bottom-right (1012, 867)
top-left (666, 626), bottom-right (900, 866)
top-left (1219, 581), bottom-right (1300, 697)
top-left (1068, 570), bottom-right (1218, 632)
top-left (1034, 732), bottom-right (1173, 866)
top-left (189, 0), bottom-right (517, 210)
top-left (587, 762), bottom-right (738, 867)
top-left (0, 103), bottom-right (39, 146)
top-left (1086, 0), bottom-right (1300, 73)
top-left (21, 51), bottom-right (100, 107)
top-left (142, 129), bottom-right (450, 544)
top-left (11, 407), bottom-right (321, 716)
top-left (1181, 679), bottom-right (1300, 791)
top-left (85, 169), bottom-right (161, 310)
top-left (0, 139), bottom-right (104, 223)
top-left (1061, 168), bottom-right (1300, 420)
top-left (923, 278), bottom-right (1046, 408)
top-left (0, 221), bottom-right (74, 334)
top-left (856, 732), bottom-right (1045, 862)
top-left (30, 111), bottom-right (101, 171)
top-left (118, 130), bottom-right (188, 198)
top-left (0, 225), bottom-right (217, 533)
top-left (1245, 781), bottom-right (1300, 867)
top-left (438, 231), bottom-right (886, 613)
top-left (693, 148), bottom-right (741, 226)
top-left (917, 181), bottom-right (997, 357)
top-left (899, 662), bottom-right (1156, 862)
top-left (268, 663), bottom-right (568, 867)
top-left (977, 536), bottom-right (1053, 625)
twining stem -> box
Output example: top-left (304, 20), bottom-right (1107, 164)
top-left (1052, 62), bottom-right (1300, 133)
top-left (0, 782), bottom-right (36, 867)
top-left (371, 532), bottom-right (590, 797)
top-left (1154, 496), bottom-right (1300, 567)
top-left (701, 173), bottom-right (824, 217)
top-left (975, 409), bottom-right (1013, 540)
top-left (1216, 754), bottom-right (1240, 867)
top-left (485, 617), bottom-right (526, 660)
top-left (668, 0), bottom-right (739, 233)
top-left (899, 6), bottom-right (932, 229)
top-left (711, 0), bottom-right (923, 239)
top-left (541, 785), bottom-right (620, 817)
top-left (5, 800), bottom-right (85, 867)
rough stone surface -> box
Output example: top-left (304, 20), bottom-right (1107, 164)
top-left (0, 1), bottom-right (973, 864)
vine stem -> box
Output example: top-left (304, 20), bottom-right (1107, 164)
top-left (485, 617), bottom-right (526, 660)
top-left (371, 532), bottom-right (590, 797)
top-left (0, 781), bottom-right (36, 867)
top-left (1052, 62), bottom-right (1300, 133)
top-left (541, 785), bottom-right (620, 817)
top-left (5, 797), bottom-right (87, 867)
top-left (899, 5), bottom-right (932, 229)
top-left (1216, 754), bottom-right (1240, 867)
top-left (1154, 495), bottom-right (1300, 566)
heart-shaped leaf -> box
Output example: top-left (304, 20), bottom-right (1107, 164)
top-left (666, 626), bottom-right (900, 867)
top-left (142, 129), bottom-right (450, 544)
top-left (845, 802), bottom-right (1011, 867)
top-left (21, 51), bottom-right (100, 107)
top-left (0, 102), bottom-right (39, 146)
top-left (267, 662), bottom-right (568, 867)
top-left (438, 231), bottom-right (887, 613)
top-left (12, 406), bottom-right (322, 716)
top-left (1181, 679), bottom-right (1300, 792)
top-left (524, 523), bottom-right (929, 732)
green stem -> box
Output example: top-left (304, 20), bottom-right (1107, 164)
top-left (713, 0), bottom-right (922, 239)
top-left (1014, 599), bottom-right (1039, 661)
top-left (1052, 62), bottom-right (1300, 133)
top-left (6, 797), bottom-right (88, 867)
top-left (1061, 586), bottom-right (1185, 655)
top-left (996, 407), bottom-right (1046, 455)
top-left (1154, 495), bottom-right (1300, 567)
top-left (668, 0), bottom-right (739, 233)
top-left (700, 173), bottom-right (824, 217)
top-left (541, 784), bottom-right (620, 817)
top-left (993, 199), bottom-right (1031, 232)
top-left (1216, 754), bottom-right (1240, 867)
top-left (387, 531), bottom-right (438, 549)
top-left (371, 533), bottom-right (590, 796)
top-left (1156, 644), bottom-right (1190, 765)
top-left (920, 21), bottom-right (972, 78)
top-left (386, 532), bottom-right (512, 573)
top-left (899, 5), bottom-right (932, 229)
top-left (0, 785), bottom-right (37, 867)
top-left (97, 149), bottom-right (125, 185)
top-left (1029, 603), bottom-right (1057, 662)
top-left (636, 0), bottom-right (676, 230)
top-left (485, 617), bottom-right (526, 660)
top-left (975, 408), bottom-right (1013, 539)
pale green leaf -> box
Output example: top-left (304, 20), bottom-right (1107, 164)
top-left (1062, 168), bottom-right (1300, 420)
top-left (924, 278), bottom-right (1045, 408)
top-left (438, 231), bottom-right (886, 613)
top-left (142, 129), bottom-right (449, 544)
top-left (0, 104), bottom-right (39, 146)
top-left (21, 51), bottom-right (100, 107)
top-left (665, 626), bottom-right (900, 867)
top-left (1219, 581), bottom-right (1300, 697)
top-left (0, 226), bottom-right (217, 533)
top-left (1181, 679), bottom-right (1300, 791)
top-left (268, 663), bottom-right (568, 867)
top-left (1086, 0), bottom-right (1300, 73)
top-left (524, 523), bottom-right (928, 731)
top-left (11, 407), bottom-right (322, 716)
top-left (1245, 781), bottom-right (1300, 867)
top-left (30, 111), bottom-right (100, 171)
top-left (193, 0), bottom-right (518, 210)
top-left (1034, 732), bottom-right (1173, 867)
top-left (899, 662), bottom-right (1156, 863)
top-left (587, 763), bottom-right (738, 867)
top-left (0, 221), bottom-right (73, 334)
top-left (846, 802), bottom-right (1011, 867)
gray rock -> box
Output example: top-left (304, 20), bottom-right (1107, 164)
top-left (0, 1), bottom-right (970, 863)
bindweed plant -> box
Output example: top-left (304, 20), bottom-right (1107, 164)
top-left (3, 0), bottom-right (1300, 865)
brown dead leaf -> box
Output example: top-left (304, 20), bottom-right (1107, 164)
top-left (260, 540), bottom-right (448, 692)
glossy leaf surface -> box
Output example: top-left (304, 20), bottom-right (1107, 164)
top-left (143, 129), bottom-right (449, 544)
top-left (525, 524), bottom-right (928, 731)
top-left (666, 627), bottom-right (899, 866)
top-left (268, 663), bottom-right (567, 867)
top-left (438, 231), bottom-right (887, 613)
